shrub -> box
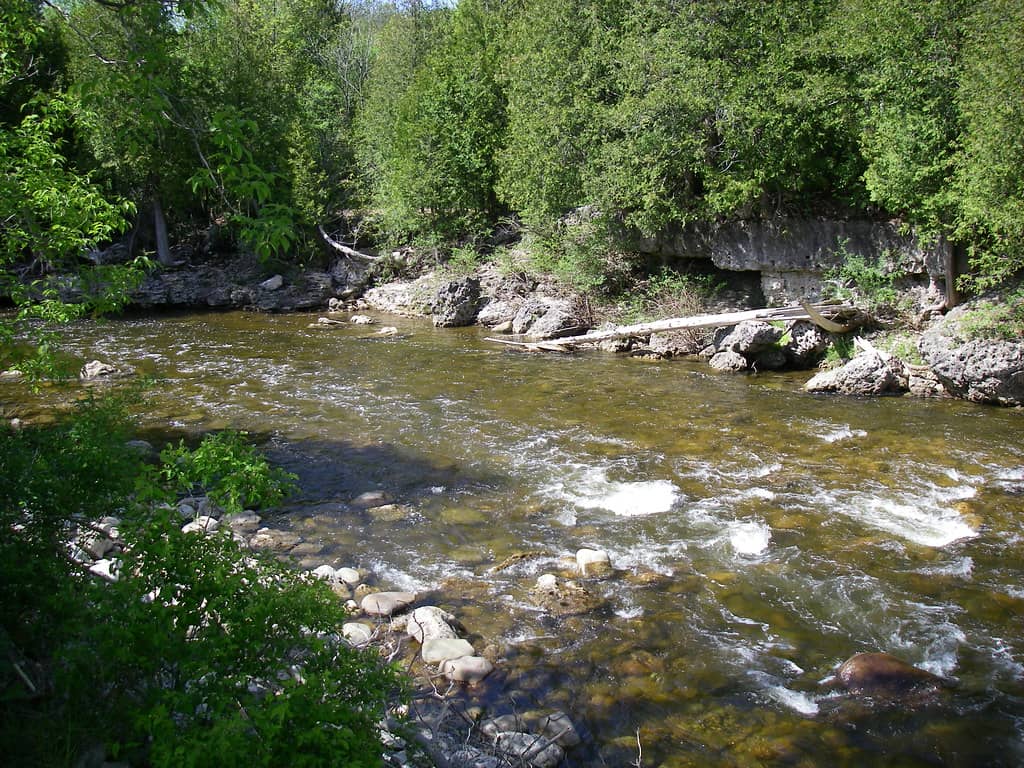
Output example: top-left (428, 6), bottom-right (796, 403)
top-left (0, 399), bottom-right (403, 767)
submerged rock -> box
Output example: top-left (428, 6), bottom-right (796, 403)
top-left (530, 574), bottom-right (604, 616)
top-left (832, 652), bottom-right (945, 697)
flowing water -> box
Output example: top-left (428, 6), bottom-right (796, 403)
top-left (6, 309), bottom-right (1024, 766)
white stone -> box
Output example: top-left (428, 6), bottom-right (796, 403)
top-left (407, 606), bottom-right (458, 641)
top-left (350, 314), bottom-right (375, 325)
top-left (480, 714), bottom-right (525, 739)
top-left (536, 573), bottom-right (558, 590)
top-left (377, 326), bottom-right (399, 336)
top-left (576, 547), bottom-right (612, 574)
top-left (342, 622), bottom-right (374, 645)
top-left (441, 655), bottom-right (494, 684)
top-left (422, 638), bottom-right (475, 664)
top-left (89, 558), bottom-right (119, 582)
top-left (311, 565), bottom-right (337, 582)
top-left (260, 274), bottom-right (284, 290)
top-left (361, 591), bottom-right (416, 617)
top-left (336, 566), bottom-right (362, 586)
top-left (181, 515), bottom-right (219, 535)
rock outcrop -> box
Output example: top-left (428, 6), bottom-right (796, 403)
top-left (919, 301), bottom-right (1024, 407)
top-left (805, 351), bottom-right (909, 396)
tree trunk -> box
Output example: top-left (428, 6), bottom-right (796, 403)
top-left (153, 198), bottom-right (173, 267)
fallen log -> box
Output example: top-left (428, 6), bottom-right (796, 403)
top-left (486, 302), bottom-right (859, 351)
top-left (317, 225), bottom-right (381, 262)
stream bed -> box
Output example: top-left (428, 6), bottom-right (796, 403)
top-left (6, 309), bottom-right (1024, 767)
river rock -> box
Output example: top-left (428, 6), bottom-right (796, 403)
top-left (351, 490), bottom-right (391, 509)
top-left (783, 320), bottom-right (830, 368)
top-left (407, 606), bottom-right (459, 641)
top-left (341, 622), bottom-right (375, 646)
top-left (530, 574), bottom-right (604, 615)
top-left (422, 638), bottom-right (476, 664)
top-left (366, 503), bottom-right (410, 522)
top-left (716, 320), bottom-right (784, 355)
top-left (494, 732), bottom-right (564, 768)
top-left (350, 314), bottom-right (375, 325)
top-left (534, 711), bottom-right (582, 748)
top-left (79, 531), bottom-right (115, 559)
top-left (88, 558), bottom-right (119, 582)
top-left (512, 296), bottom-right (587, 340)
top-left (575, 548), bottom-right (612, 575)
top-left (832, 652), bottom-right (945, 696)
top-left (919, 301), bottom-right (1024, 406)
top-left (181, 515), bottom-right (219, 535)
top-left (750, 346), bottom-right (788, 371)
top-left (649, 330), bottom-right (705, 358)
top-left (480, 714), bottom-right (526, 739)
top-left (222, 510), bottom-right (261, 533)
top-left (441, 655), bottom-right (494, 684)
top-left (248, 527), bottom-right (301, 552)
top-left (709, 350), bottom-right (749, 372)
top-left (311, 564), bottom-right (337, 582)
top-left (432, 277), bottom-right (481, 328)
top-left (259, 274), bottom-right (284, 291)
top-left (335, 566), bottom-right (363, 586)
top-left (361, 591), bottom-right (416, 617)
top-left (805, 352), bottom-right (909, 396)
top-left (79, 360), bottom-right (131, 380)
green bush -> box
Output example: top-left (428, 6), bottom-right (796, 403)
top-left (824, 242), bottom-right (909, 316)
top-left (0, 398), bottom-right (404, 767)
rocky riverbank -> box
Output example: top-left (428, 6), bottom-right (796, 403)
top-left (45, 248), bottom-right (1022, 408)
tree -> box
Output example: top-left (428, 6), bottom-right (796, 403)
top-left (954, 0), bottom-right (1024, 288)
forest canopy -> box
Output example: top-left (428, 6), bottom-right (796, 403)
top-left (1, 0), bottom-right (1022, 288)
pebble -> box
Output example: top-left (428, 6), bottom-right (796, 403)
top-left (361, 591), bottom-right (416, 617)
top-left (441, 655), bottom-right (494, 684)
top-left (422, 638), bottom-right (475, 664)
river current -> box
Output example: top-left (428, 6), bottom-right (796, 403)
top-left (8, 309), bottom-right (1024, 766)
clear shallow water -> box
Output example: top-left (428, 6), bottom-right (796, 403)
top-left (7, 310), bottom-right (1024, 766)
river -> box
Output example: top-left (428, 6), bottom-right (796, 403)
top-left (7, 309), bottom-right (1024, 767)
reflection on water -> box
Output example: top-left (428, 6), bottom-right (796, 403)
top-left (6, 310), bottom-right (1024, 766)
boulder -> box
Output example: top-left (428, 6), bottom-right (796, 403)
top-left (441, 655), bottom-right (494, 684)
top-left (530, 574), bottom-right (604, 616)
top-left (832, 652), bottom-right (945, 697)
top-left (805, 352), bottom-right (908, 396)
top-left (181, 515), bottom-right (219, 535)
top-left (648, 330), bottom-right (706, 358)
top-left (407, 605), bottom-right (459, 641)
top-left (259, 274), bottom-right (284, 291)
top-left (534, 711), bottom-right (582, 748)
top-left (248, 527), bottom-right (301, 552)
top-left (361, 591), bottom-right (416, 617)
top-left (919, 303), bottom-right (1024, 406)
top-left (494, 732), bottom-right (564, 768)
top-left (422, 638), bottom-right (475, 664)
top-left (341, 622), bottom-right (374, 646)
top-left (431, 277), bottom-right (481, 328)
top-left (575, 548), bottom-right (612, 575)
top-left (715, 320), bottom-right (784, 355)
top-left (709, 350), bottom-right (749, 372)
top-left (750, 346), bottom-right (788, 371)
top-left (783, 320), bottom-right (831, 368)
top-left (512, 297), bottom-right (587, 340)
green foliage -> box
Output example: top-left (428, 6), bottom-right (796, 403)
top-left (955, 288), bottom-right (1024, 341)
top-left (524, 212), bottom-right (637, 295)
top-left (954, 0), bottom-right (1024, 289)
top-left (824, 241), bottom-right (908, 314)
top-left (0, 398), bottom-right (402, 767)
top-left (616, 268), bottom-right (722, 323)
top-left (161, 430), bottom-right (297, 515)
top-left (824, 334), bottom-right (856, 366)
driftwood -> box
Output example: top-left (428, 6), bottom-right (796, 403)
top-left (486, 301), bottom-right (860, 352)
top-left (317, 225), bottom-right (381, 262)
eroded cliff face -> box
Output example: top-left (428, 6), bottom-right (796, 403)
top-left (628, 217), bottom-right (950, 306)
